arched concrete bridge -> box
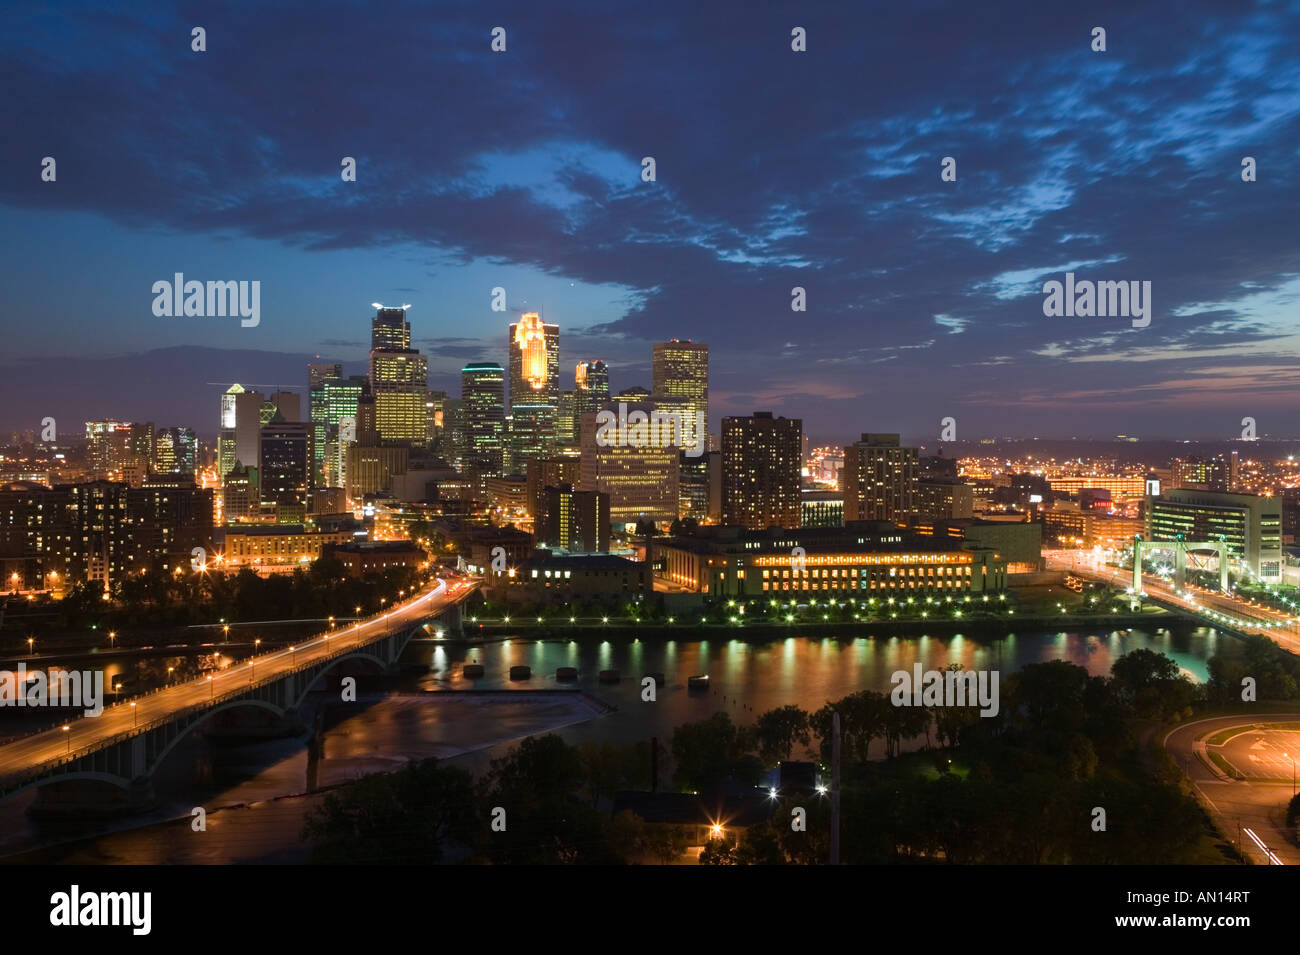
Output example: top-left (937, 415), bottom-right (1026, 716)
top-left (0, 577), bottom-right (479, 814)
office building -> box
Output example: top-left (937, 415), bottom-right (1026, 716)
top-left (654, 523), bottom-right (1006, 597)
top-left (259, 417), bottom-right (314, 521)
top-left (801, 490), bottom-right (844, 528)
top-left (915, 479), bottom-right (974, 520)
top-left (507, 313), bottom-right (559, 466)
top-left (218, 384), bottom-right (266, 480)
top-left (575, 360), bottom-right (610, 417)
top-left (1146, 488), bottom-right (1282, 582)
top-left (580, 406), bottom-right (681, 528)
top-left (153, 426), bottom-right (198, 475)
top-left (461, 363), bottom-right (506, 480)
top-left (652, 340), bottom-right (708, 438)
top-left (369, 303), bottom-right (429, 445)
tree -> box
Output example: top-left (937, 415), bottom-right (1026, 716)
top-left (670, 713), bottom-right (757, 791)
top-left (754, 705), bottom-right (811, 765)
top-left (301, 757), bottom-right (477, 863)
top-left (480, 733), bottom-right (615, 864)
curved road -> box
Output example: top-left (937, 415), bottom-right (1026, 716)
top-left (0, 577), bottom-right (478, 785)
top-left (1165, 714), bottom-right (1300, 865)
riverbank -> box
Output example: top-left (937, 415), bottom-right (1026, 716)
top-left (442, 609), bottom-right (1178, 642)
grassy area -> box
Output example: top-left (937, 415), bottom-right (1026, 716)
top-left (1206, 726), bottom-right (1257, 746)
top-left (1207, 750), bottom-right (1245, 780)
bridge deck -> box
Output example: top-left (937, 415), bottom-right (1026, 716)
top-left (0, 579), bottom-right (478, 790)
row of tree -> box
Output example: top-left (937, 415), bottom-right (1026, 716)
top-left (49, 558), bottom-right (425, 631)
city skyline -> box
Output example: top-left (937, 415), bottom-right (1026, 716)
top-left (4, 1), bottom-right (1299, 440)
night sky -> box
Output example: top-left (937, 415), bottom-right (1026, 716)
top-left (2, 0), bottom-right (1298, 443)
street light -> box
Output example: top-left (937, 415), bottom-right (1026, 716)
top-left (63, 724), bottom-right (71, 753)
top-left (223, 624), bottom-right (229, 644)
top-left (167, 666), bottom-right (174, 683)
top-left (27, 637), bottom-right (34, 656)
top-left (130, 702), bottom-right (138, 727)
top-left (207, 675), bottom-right (214, 700)
top-left (290, 646), bottom-right (297, 666)
top-left (109, 630), bottom-right (116, 648)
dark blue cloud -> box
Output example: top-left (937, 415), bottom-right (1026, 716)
top-left (2, 0), bottom-right (1298, 440)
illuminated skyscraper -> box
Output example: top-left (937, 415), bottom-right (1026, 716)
top-left (654, 341), bottom-right (710, 520)
top-left (154, 426), bottom-right (197, 475)
top-left (507, 314), bottom-right (559, 466)
top-left (652, 340), bottom-right (708, 437)
top-left (217, 385), bottom-right (265, 480)
top-left (556, 390), bottom-right (578, 447)
top-left (369, 303), bottom-right (428, 445)
top-left (575, 360), bottom-right (610, 417)
top-left (85, 420), bottom-right (131, 474)
top-left (312, 373), bottom-right (367, 487)
top-left (842, 433), bottom-right (918, 522)
top-left (461, 363), bottom-right (505, 480)
top-left (371, 304), bottom-right (411, 351)
top-left (721, 412), bottom-right (802, 530)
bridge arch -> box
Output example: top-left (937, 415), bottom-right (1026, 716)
top-left (147, 697), bottom-right (290, 777)
top-left (0, 770), bottom-right (134, 806)
top-left (290, 650), bottom-right (390, 711)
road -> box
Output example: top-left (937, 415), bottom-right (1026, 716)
top-left (1044, 548), bottom-right (1300, 652)
top-left (1165, 715), bottom-right (1300, 865)
top-left (0, 577), bottom-right (478, 785)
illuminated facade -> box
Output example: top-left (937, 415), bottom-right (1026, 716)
top-left (1146, 488), bottom-right (1282, 581)
top-left (580, 408), bottom-right (680, 527)
top-left (721, 412), bottom-right (802, 530)
top-left (507, 315), bottom-right (559, 467)
top-left (220, 524), bottom-right (354, 574)
top-left (652, 340), bottom-right (708, 436)
top-left (655, 525), bottom-right (1006, 596)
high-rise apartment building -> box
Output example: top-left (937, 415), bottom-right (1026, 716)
top-left (85, 420), bottom-right (132, 474)
top-left (842, 433), bottom-right (919, 523)
top-left (720, 412), bottom-right (802, 530)
top-left (542, 484), bottom-right (610, 553)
